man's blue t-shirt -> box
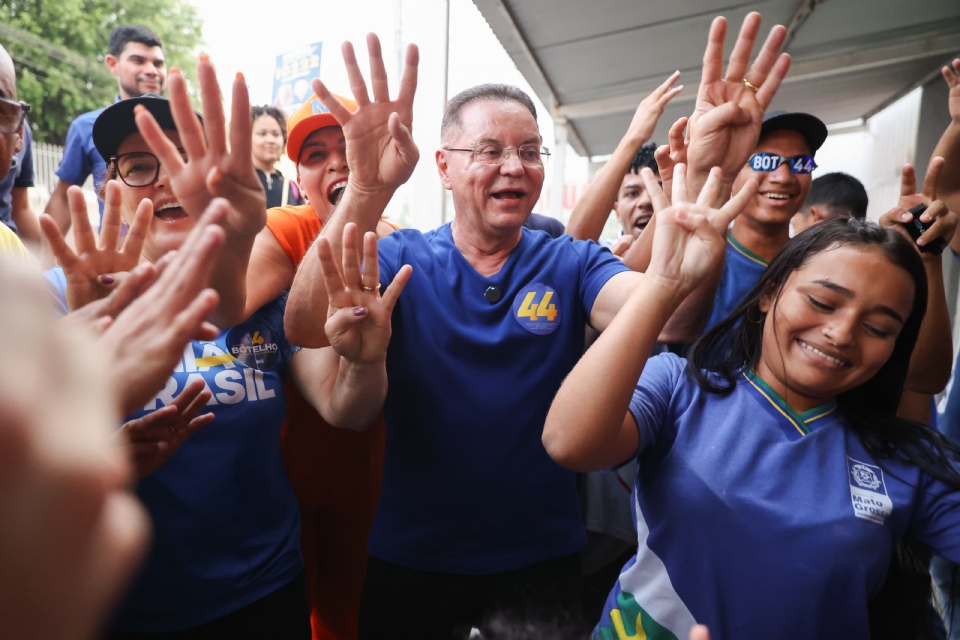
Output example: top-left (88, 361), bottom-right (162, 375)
top-left (0, 121), bottom-right (34, 234)
top-left (372, 224), bottom-right (629, 574)
top-left (703, 231), bottom-right (768, 332)
top-left (57, 105), bottom-right (110, 217)
top-left (523, 212), bottom-right (566, 239)
top-left (45, 269), bottom-right (304, 632)
top-left (594, 353), bottom-right (960, 640)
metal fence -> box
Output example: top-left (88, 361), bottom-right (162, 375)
top-left (28, 140), bottom-right (98, 223)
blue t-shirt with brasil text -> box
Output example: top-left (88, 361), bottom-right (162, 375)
top-left (593, 353), bottom-right (960, 640)
top-left (44, 269), bottom-right (303, 632)
top-left (371, 224), bottom-right (629, 574)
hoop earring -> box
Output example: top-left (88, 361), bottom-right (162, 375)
top-left (746, 307), bottom-right (765, 324)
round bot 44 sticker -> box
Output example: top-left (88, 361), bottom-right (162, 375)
top-left (512, 283), bottom-right (561, 335)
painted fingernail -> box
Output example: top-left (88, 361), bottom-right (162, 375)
top-left (354, 307), bottom-right (367, 316)
top-left (236, 72), bottom-right (244, 81)
top-left (199, 53), bottom-right (210, 63)
top-left (98, 274), bottom-right (115, 285)
top-left (170, 67), bottom-right (181, 75)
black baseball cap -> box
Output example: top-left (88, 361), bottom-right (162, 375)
top-left (93, 93), bottom-right (203, 161)
top-left (759, 111), bottom-right (828, 155)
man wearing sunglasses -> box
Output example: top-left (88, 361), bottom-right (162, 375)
top-left (701, 110), bottom-right (827, 331)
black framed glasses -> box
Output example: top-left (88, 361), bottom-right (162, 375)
top-left (0, 97), bottom-right (30, 135)
top-left (443, 143), bottom-right (551, 168)
top-left (748, 152), bottom-right (817, 175)
top-left (110, 150), bottom-right (188, 188)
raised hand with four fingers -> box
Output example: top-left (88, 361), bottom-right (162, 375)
top-left (315, 222), bottom-right (412, 365)
top-left (685, 12), bottom-right (791, 199)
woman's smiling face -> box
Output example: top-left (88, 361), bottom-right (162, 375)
top-left (755, 244), bottom-right (916, 412)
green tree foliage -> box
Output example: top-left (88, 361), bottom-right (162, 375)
top-left (1, 0), bottom-right (204, 145)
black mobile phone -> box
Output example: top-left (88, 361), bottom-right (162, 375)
top-left (902, 203), bottom-right (946, 255)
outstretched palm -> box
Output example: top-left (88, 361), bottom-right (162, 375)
top-left (135, 57), bottom-right (265, 239)
top-left (39, 182), bottom-right (151, 311)
top-left (685, 13), bottom-right (791, 194)
top-left (317, 223), bottom-right (412, 364)
top-left (311, 34), bottom-right (420, 195)
top-left (646, 164), bottom-right (757, 293)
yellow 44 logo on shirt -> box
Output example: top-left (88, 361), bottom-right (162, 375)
top-left (513, 283), bottom-right (561, 335)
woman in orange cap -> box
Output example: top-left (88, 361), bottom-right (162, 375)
top-left (238, 93), bottom-right (400, 640)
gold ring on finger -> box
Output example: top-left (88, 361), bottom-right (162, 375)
top-left (362, 286), bottom-right (378, 292)
top-left (742, 78), bottom-right (760, 93)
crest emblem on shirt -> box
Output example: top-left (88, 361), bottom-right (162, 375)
top-left (846, 456), bottom-right (893, 525)
top-left (225, 326), bottom-right (280, 371)
top-left (512, 283), bottom-right (561, 335)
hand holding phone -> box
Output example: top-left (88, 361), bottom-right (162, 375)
top-left (901, 203), bottom-right (947, 255)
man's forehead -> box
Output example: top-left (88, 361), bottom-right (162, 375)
top-left (755, 129), bottom-right (811, 156)
top-left (621, 174), bottom-right (646, 190)
top-left (122, 42), bottom-right (165, 60)
top-left (456, 100), bottom-right (540, 141)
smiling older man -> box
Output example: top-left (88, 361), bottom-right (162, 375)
top-left (286, 18), bottom-right (790, 635)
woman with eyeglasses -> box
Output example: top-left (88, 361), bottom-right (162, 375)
top-left (543, 165), bottom-right (960, 640)
top-left (39, 59), bottom-right (410, 639)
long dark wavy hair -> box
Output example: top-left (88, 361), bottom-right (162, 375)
top-left (687, 218), bottom-right (960, 638)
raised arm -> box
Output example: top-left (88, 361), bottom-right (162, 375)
top-left (290, 223), bottom-right (411, 429)
top-left (544, 167), bottom-right (749, 471)
top-left (880, 160), bottom-right (956, 394)
top-left (286, 33), bottom-right (419, 347)
top-left (566, 73), bottom-right (682, 242)
top-left (936, 59), bottom-right (960, 219)
top-left (135, 56), bottom-right (267, 327)
top-left (684, 13), bottom-right (790, 202)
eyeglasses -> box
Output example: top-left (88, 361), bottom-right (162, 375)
top-left (443, 143), bottom-right (551, 168)
top-left (0, 97), bottom-right (30, 135)
top-left (110, 150), bottom-right (187, 188)
top-left (748, 152), bottom-right (817, 175)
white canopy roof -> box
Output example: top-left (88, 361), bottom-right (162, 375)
top-left (473, 0), bottom-right (960, 156)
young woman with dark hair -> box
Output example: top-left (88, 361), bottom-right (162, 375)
top-left (542, 165), bottom-right (960, 640)
top-left (251, 104), bottom-right (302, 208)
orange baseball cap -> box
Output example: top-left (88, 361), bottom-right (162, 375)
top-left (286, 93), bottom-right (357, 163)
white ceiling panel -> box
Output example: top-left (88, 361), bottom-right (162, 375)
top-left (473, 0), bottom-right (960, 156)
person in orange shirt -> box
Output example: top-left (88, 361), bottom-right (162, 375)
top-left (246, 93), bottom-right (397, 640)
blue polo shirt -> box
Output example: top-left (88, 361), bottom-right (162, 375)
top-left (703, 231), bottom-right (768, 332)
top-left (0, 121), bottom-right (34, 234)
top-left (44, 271), bottom-right (304, 632)
top-left (593, 353), bottom-right (960, 640)
top-left (372, 224), bottom-right (630, 574)
top-left (56, 102), bottom-right (113, 218)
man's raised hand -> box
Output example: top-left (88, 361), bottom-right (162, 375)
top-left (685, 12), bottom-right (791, 198)
top-left (312, 34), bottom-right (419, 198)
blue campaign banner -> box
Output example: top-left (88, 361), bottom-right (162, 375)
top-left (272, 42), bottom-right (323, 115)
